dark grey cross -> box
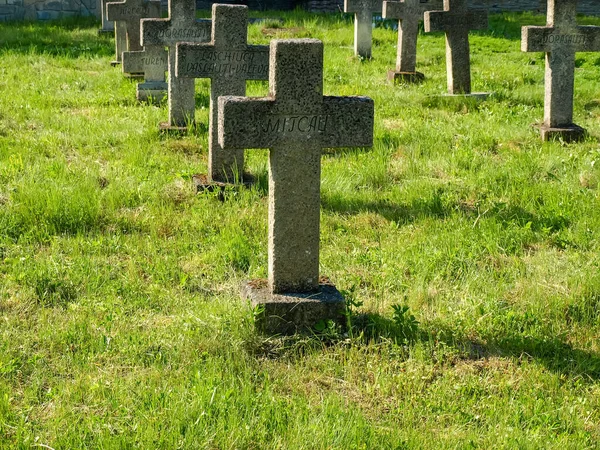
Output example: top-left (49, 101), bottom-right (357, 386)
top-left (99, 0), bottom-right (115, 35)
top-left (176, 4), bottom-right (269, 183)
top-left (106, 0), bottom-right (161, 52)
top-left (382, 0), bottom-right (442, 81)
top-left (122, 46), bottom-right (168, 103)
top-left (218, 39), bottom-right (374, 295)
top-left (522, 0), bottom-right (600, 141)
top-left (424, 0), bottom-right (488, 94)
top-left (344, 0), bottom-right (383, 58)
top-left (142, 0), bottom-right (211, 129)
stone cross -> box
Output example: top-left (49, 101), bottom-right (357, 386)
top-left (382, 0), bottom-right (442, 82)
top-left (176, 4), bottom-right (269, 183)
top-left (344, 0), bottom-right (383, 59)
top-left (107, 0), bottom-right (161, 53)
top-left (522, 0), bottom-right (600, 141)
top-left (99, 0), bottom-right (115, 35)
top-left (218, 39), bottom-right (374, 332)
top-left (122, 46), bottom-right (168, 103)
top-left (110, 20), bottom-right (128, 66)
top-left (142, 0), bottom-right (211, 129)
top-left (424, 0), bottom-right (488, 94)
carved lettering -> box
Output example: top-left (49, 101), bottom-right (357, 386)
top-left (156, 29), bottom-right (209, 39)
top-left (542, 34), bottom-right (587, 45)
top-left (142, 57), bottom-right (166, 66)
top-left (262, 115), bottom-right (331, 134)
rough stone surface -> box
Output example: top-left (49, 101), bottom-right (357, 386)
top-left (383, 0), bottom-right (442, 80)
top-left (142, 0), bottom-right (211, 128)
top-left (424, 0), bottom-right (488, 94)
top-left (122, 45), bottom-right (168, 103)
top-left (244, 280), bottom-right (346, 335)
top-left (522, 0), bottom-right (600, 141)
top-left (107, 0), bottom-right (161, 52)
top-left (218, 39), bottom-right (374, 297)
top-left (112, 20), bottom-right (128, 65)
top-left (344, 0), bottom-right (383, 58)
top-left (176, 4), bottom-right (269, 183)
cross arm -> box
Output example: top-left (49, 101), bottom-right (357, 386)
top-left (142, 19), bottom-right (211, 46)
top-left (176, 43), bottom-right (269, 80)
top-left (122, 51), bottom-right (144, 73)
top-left (218, 96), bottom-right (277, 149)
top-left (424, 10), bottom-right (488, 33)
top-left (522, 25), bottom-right (600, 53)
top-left (320, 96), bottom-right (374, 148)
top-left (345, 0), bottom-right (382, 15)
top-left (382, 1), bottom-right (406, 20)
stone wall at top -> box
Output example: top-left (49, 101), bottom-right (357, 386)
top-left (1, 0), bottom-right (600, 22)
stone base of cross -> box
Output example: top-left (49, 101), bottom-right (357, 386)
top-left (538, 123), bottom-right (587, 143)
top-left (387, 70), bottom-right (425, 84)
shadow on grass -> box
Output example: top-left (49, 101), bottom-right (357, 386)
top-left (0, 17), bottom-right (113, 58)
top-left (322, 192), bottom-right (570, 233)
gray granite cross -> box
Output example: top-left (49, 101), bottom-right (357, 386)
top-left (110, 20), bottom-right (128, 66)
top-left (344, 0), bottom-right (383, 59)
top-left (106, 0), bottom-right (161, 53)
top-left (522, 0), bottom-right (600, 141)
top-left (122, 46), bottom-right (168, 103)
top-left (218, 39), bottom-right (374, 334)
top-left (142, 0), bottom-right (211, 130)
top-left (424, 0), bottom-right (488, 94)
top-left (176, 4), bottom-right (269, 184)
top-left (382, 0), bottom-right (442, 82)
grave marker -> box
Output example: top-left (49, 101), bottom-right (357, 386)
top-left (176, 4), bottom-right (269, 183)
top-left (344, 0), bottom-right (383, 59)
top-left (424, 0), bottom-right (488, 95)
top-left (98, 0), bottom-right (115, 36)
top-left (142, 0), bottom-right (211, 131)
top-left (382, 0), bottom-right (442, 83)
top-left (111, 21), bottom-right (128, 66)
top-left (218, 39), bottom-right (374, 334)
top-left (122, 46), bottom-right (168, 103)
top-left (107, 0), bottom-right (161, 53)
top-left (522, 0), bottom-right (600, 141)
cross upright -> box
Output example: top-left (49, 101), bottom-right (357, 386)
top-left (142, 0), bottom-right (212, 129)
top-left (98, 0), bottom-right (115, 35)
top-left (382, 0), bottom-right (442, 82)
top-left (110, 20), bottom-right (128, 66)
top-left (424, 0), bottom-right (488, 94)
top-left (218, 39), bottom-right (374, 333)
top-left (122, 45), bottom-right (168, 103)
top-left (522, 0), bottom-right (600, 141)
top-left (176, 4), bottom-right (269, 184)
top-left (344, 0), bottom-right (383, 59)
top-left (106, 0), bottom-right (161, 53)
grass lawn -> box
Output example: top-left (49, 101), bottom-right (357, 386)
top-left (1, 9), bottom-right (600, 449)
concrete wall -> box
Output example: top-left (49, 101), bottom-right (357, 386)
top-left (0, 0), bottom-right (98, 21)
top-left (1, 0), bottom-right (599, 22)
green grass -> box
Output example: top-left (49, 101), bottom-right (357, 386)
top-left (1, 10), bottom-right (600, 449)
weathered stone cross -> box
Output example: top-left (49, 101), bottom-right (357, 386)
top-left (218, 39), bottom-right (374, 334)
top-left (98, 0), bottom-right (115, 36)
top-left (344, 0), bottom-right (383, 59)
top-left (122, 46), bottom-right (168, 103)
top-left (382, 0), bottom-right (442, 82)
top-left (522, 0), bottom-right (600, 142)
top-left (107, 0), bottom-right (161, 53)
top-left (424, 0), bottom-right (488, 94)
top-left (176, 4), bottom-right (269, 184)
top-left (142, 0), bottom-right (211, 130)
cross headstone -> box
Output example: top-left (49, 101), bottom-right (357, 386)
top-left (344, 0), bottom-right (383, 59)
top-left (424, 0), bottom-right (488, 95)
top-left (122, 46), bottom-right (168, 103)
top-left (176, 4), bottom-right (269, 184)
top-left (218, 39), bottom-right (374, 334)
top-left (98, 0), bottom-right (115, 36)
top-left (142, 0), bottom-right (211, 130)
top-left (522, 0), bottom-right (600, 142)
top-left (382, 0), bottom-right (442, 83)
top-left (107, 0), bottom-right (161, 53)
